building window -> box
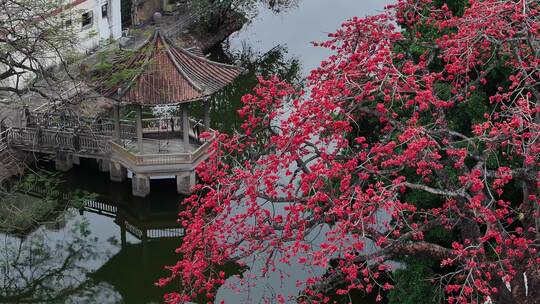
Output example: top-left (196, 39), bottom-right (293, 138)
top-left (81, 11), bottom-right (93, 28)
top-left (101, 4), bottom-right (108, 18)
top-left (64, 19), bottom-right (72, 28)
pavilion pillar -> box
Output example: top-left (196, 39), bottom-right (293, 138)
top-left (182, 103), bottom-right (190, 152)
top-left (136, 105), bottom-right (144, 153)
top-left (132, 173), bottom-right (150, 197)
top-left (113, 103), bottom-right (121, 141)
top-left (203, 99), bottom-right (211, 132)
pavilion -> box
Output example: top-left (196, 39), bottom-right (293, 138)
top-left (96, 26), bottom-right (244, 197)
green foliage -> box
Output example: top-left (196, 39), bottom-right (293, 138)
top-left (434, 0), bottom-right (468, 16)
top-left (388, 259), bottom-right (439, 304)
top-left (0, 0), bottom-right (80, 95)
top-left (66, 51), bottom-right (85, 65)
top-left (193, 0), bottom-right (298, 32)
top-left (90, 46), bottom-right (152, 92)
top-left (403, 188), bottom-right (443, 210)
top-left (447, 90), bottom-right (489, 136)
top-left (16, 170), bottom-right (62, 198)
top-left (425, 226), bottom-right (457, 248)
top-left (0, 171), bottom-right (61, 233)
top-left (0, 170), bottom-right (99, 234)
top-left (106, 68), bottom-right (143, 87)
top-left (70, 190), bottom-right (99, 209)
top-left (190, 44), bottom-right (302, 133)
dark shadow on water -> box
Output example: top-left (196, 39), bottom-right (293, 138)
top-left (18, 159), bottom-right (190, 304)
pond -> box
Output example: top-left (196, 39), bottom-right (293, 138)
top-left (0, 1), bottom-right (393, 303)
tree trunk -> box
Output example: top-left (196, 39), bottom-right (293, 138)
top-left (492, 270), bottom-right (540, 304)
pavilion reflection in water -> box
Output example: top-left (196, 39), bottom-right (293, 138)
top-left (64, 162), bottom-right (189, 303)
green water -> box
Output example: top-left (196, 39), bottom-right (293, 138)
top-left (0, 1), bottom-right (393, 303)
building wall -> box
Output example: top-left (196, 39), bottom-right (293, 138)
top-left (71, 0), bottom-right (123, 52)
top-left (0, 0), bottom-right (123, 93)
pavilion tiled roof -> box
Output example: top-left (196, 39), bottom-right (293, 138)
top-left (100, 30), bottom-right (244, 106)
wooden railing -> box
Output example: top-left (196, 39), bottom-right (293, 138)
top-left (84, 199), bottom-right (117, 217)
top-left (20, 181), bottom-right (68, 200)
top-left (9, 108), bottom-right (213, 166)
top-left (19, 183), bottom-right (183, 240)
top-left (121, 219), bottom-right (184, 240)
top-left (124, 220), bottom-right (144, 239)
top-left (79, 133), bottom-right (112, 155)
top-left (26, 112), bottom-right (202, 138)
top-left (147, 227), bottom-right (184, 239)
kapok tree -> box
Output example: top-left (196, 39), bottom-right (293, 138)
top-left (159, 0), bottom-right (540, 303)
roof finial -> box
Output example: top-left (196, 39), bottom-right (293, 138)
top-left (153, 12), bottom-right (163, 28)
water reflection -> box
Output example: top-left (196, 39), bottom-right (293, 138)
top-left (191, 43), bottom-right (303, 134)
top-left (260, 0), bottom-right (302, 13)
top-left (229, 0), bottom-right (395, 75)
top-left (0, 211), bottom-right (121, 303)
top-left (1, 159), bottom-right (208, 304)
top-left (61, 160), bottom-right (190, 304)
top-left (0, 42), bottom-right (305, 303)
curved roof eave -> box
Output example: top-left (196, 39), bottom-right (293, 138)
top-left (104, 28), bottom-right (245, 106)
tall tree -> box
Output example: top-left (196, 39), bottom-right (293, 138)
top-left (160, 0), bottom-right (540, 303)
top-left (194, 0), bottom-right (299, 32)
top-left (0, 0), bottom-right (79, 101)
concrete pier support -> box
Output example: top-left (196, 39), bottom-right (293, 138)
top-left (97, 159), bottom-right (110, 172)
top-left (176, 171), bottom-right (196, 195)
top-left (110, 161), bottom-right (127, 182)
top-left (132, 174), bottom-right (150, 197)
top-left (55, 152), bottom-right (73, 172)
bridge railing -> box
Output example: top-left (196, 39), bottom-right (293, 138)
top-left (79, 133), bottom-right (112, 154)
top-left (29, 113), bottom-right (103, 129)
top-left (8, 127), bottom-right (112, 156)
top-left (20, 180), bottom-right (68, 200)
top-left (26, 112), bottom-right (201, 138)
top-left (0, 130), bottom-right (9, 151)
top-left (147, 227), bottom-right (184, 239)
top-left (84, 199), bottom-right (117, 217)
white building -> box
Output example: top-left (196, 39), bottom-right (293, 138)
top-left (0, 0), bottom-right (123, 96)
top-left (60, 0), bottom-right (123, 52)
